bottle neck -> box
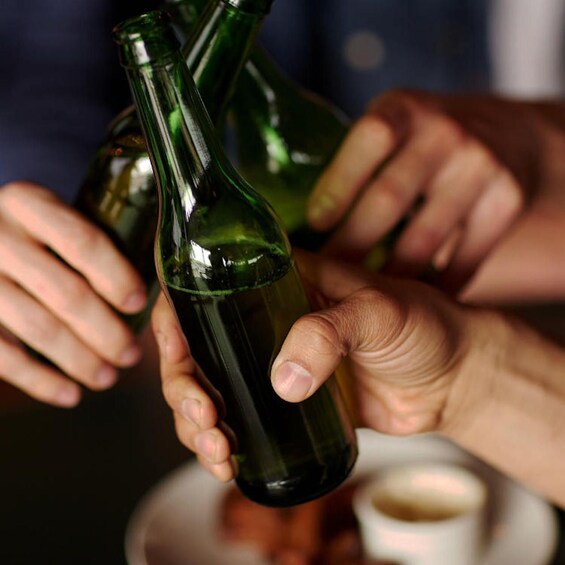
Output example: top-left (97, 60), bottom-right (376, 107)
top-left (123, 37), bottom-right (226, 209)
top-left (179, 0), bottom-right (272, 122)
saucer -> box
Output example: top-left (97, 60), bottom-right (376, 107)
top-left (125, 428), bottom-right (559, 565)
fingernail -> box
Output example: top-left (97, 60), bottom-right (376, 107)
top-left (272, 361), bottom-right (313, 402)
top-left (308, 193), bottom-right (336, 223)
top-left (123, 289), bottom-right (147, 313)
top-left (55, 386), bottom-right (81, 407)
top-left (120, 344), bottom-right (142, 366)
top-left (95, 364), bottom-right (118, 388)
top-left (181, 398), bottom-right (202, 427)
top-left (194, 431), bottom-right (218, 461)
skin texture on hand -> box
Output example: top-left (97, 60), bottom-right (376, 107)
top-left (307, 90), bottom-right (565, 297)
top-left (0, 181), bottom-right (146, 407)
top-left (154, 251), bottom-right (565, 507)
top-left (152, 251), bottom-right (471, 483)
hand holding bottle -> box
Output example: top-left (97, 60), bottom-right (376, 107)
top-left (0, 181), bottom-right (145, 407)
top-left (307, 90), bottom-right (553, 293)
top-left (154, 250), bottom-right (565, 507)
top-left (151, 251), bottom-right (467, 483)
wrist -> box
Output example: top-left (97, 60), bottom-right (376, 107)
top-left (439, 306), bottom-right (565, 505)
top-left (438, 307), bottom-right (511, 441)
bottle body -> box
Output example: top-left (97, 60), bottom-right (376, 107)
top-left (167, 255), bottom-right (357, 506)
top-left (230, 49), bottom-right (349, 251)
top-left (75, 111), bottom-right (158, 331)
top-left (115, 10), bottom-right (358, 507)
top-left (155, 164), bottom-right (358, 507)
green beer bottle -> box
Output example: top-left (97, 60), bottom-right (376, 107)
top-left (75, 0), bottom-right (271, 331)
top-left (229, 47), bottom-right (350, 251)
top-left (163, 0), bottom-right (356, 253)
top-left (114, 10), bottom-right (358, 507)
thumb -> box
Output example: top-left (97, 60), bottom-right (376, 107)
top-left (271, 288), bottom-right (396, 402)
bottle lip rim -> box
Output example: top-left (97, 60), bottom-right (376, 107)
top-left (113, 11), bottom-right (171, 45)
top-left (113, 10), bottom-right (182, 68)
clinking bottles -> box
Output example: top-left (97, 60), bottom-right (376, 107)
top-left (75, 0), bottom-right (271, 331)
top-left (114, 10), bottom-right (358, 507)
top-left (165, 0), bottom-right (352, 253)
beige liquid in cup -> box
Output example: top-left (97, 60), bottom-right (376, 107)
top-left (372, 492), bottom-right (468, 522)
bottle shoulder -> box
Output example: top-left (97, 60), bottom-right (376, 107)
top-left (157, 172), bottom-right (292, 293)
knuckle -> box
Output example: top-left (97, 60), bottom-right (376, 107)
top-left (374, 173), bottom-right (411, 212)
top-left (52, 275), bottom-right (91, 314)
top-left (161, 373), bottom-right (184, 408)
top-left (354, 114), bottom-right (395, 148)
top-left (494, 174), bottom-right (524, 215)
top-left (408, 224), bottom-right (444, 257)
top-left (349, 287), bottom-right (408, 343)
top-left (60, 217), bottom-right (106, 257)
top-left (0, 182), bottom-right (50, 209)
top-left (430, 114), bottom-right (466, 147)
top-left (293, 312), bottom-right (346, 357)
top-left (174, 413), bottom-right (197, 451)
top-left (26, 310), bottom-right (60, 345)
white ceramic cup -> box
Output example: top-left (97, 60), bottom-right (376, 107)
top-left (352, 462), bottom-right (488, 565)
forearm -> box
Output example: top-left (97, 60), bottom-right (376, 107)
top-left (441, 308), bottom-right (565, 507)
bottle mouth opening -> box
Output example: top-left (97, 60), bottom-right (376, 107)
top-left (113, 11), bottom-right (170, 44)
top-left (113, 11), bottom-right (180, 67)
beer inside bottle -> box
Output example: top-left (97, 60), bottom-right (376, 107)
top-left (167, 246), bottom-right (356, 505)
top-left (114, 10), bottom-right (358, 507)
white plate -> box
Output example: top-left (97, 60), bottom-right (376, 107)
top-left (125, 428), bottom-right (559, 565)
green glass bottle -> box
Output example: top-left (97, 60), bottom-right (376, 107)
top-left (114, 10), bottom-right (358, 508)
top-left (163, 0), bottom-right (358, 253)
top-left (229, 48), bottom-right (350, 251)
top-left (75, 0), bottom-right (271, 332)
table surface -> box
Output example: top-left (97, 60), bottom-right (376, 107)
top-left (0, 308), bottom-right (564, 565)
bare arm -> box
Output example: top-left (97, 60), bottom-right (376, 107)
top-left (442, 309), bottom-right (565, 504)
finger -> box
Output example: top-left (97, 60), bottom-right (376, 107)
top-left (0, 234), bottom-right (141, 368)
top-left (197, 454), bottom-right (236, 482)
top-left (161, 371), bottom-right (220, 430)
top-left (387, 141), bottom-right (499, 277)
top-left (152, 292), bottom-right (190, 365)
top-left (322, 113), bottom-right (462, 260)
top-left (154, 292), bottom-right (225, 428)
top-left (439, 171), bottom-right (523, 293)
top-left (307, 92), bottom-right (413, 230)
top-left (271, 287), bottom-right (398, 402)
top-left (0, 276), bottom-right (121, 390)
top-left (0, 182), bottom-right (147, 313)
top-left (295, 250), bottom-right (374, 302)
top-left (174, 412), bottom-right (232, 465)
top-left (0, 331), bottom-right (81, 407)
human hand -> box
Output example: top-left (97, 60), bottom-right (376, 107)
top-left (152, 290), bottom-right (235, 482)
top-left (307, 90), bottom-right (544, 293)
top-left (153, 250), bottom-right (476, 482)
top-left (0, 182), bottom-right (147, 407)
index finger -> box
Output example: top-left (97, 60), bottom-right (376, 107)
top-left (306, 91), bottom-right (412, 231)
top-left (151, 291), bottom-right (190, 367)
top-left (295, 250), bottom-right (378, 302)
